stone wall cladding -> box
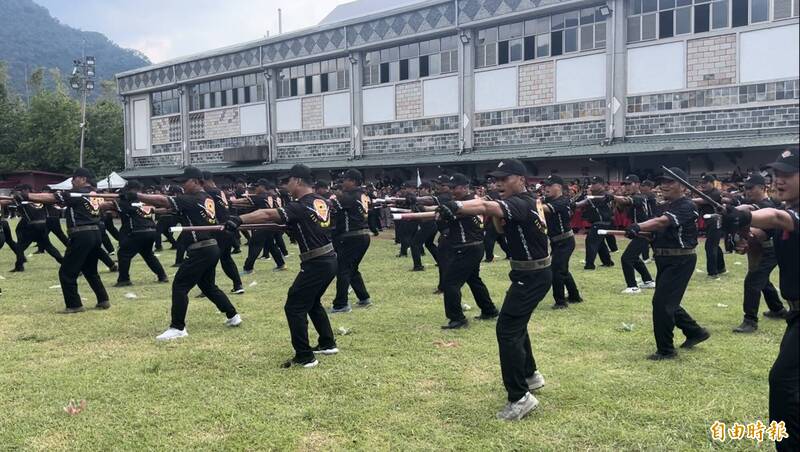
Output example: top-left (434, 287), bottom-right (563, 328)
top-left (687, 34), bottom-right (737, 88)
top-left (190, 150), bottom-right (225, 165)
top-left (203, 107), bottom-right (240, 139)
top-left (395, 81), bottom-right (423, 120)
top-left (475, 100), bottom-right (605, 128)
top-left (518, 61), bottom-right (554, 106)
top-left (276, 142), bottom-right (352, 161)
top-left (277, 127), bottom-right (351, 144)
top-left (189, 113), bottom-right (205, 140)
top-left (362, 133), bottom-right (459, 156)
top-left (625, 105), bottom-right (800, 136)
top-left (627, 80), bottom-right (799, 114)
top-left (151, 117), bottom-right (172, 145)
top-left (190, 134), bottom-right (267, 151)
top-left (131, 153), bottom-right (182, 168)
top-left (152, 142), bottom-right (182, 154)
top-left (363, 116), bottom-right (459, 136)
top-left (301, 96), bottom-right (323, 129)
top-left (473, 120), bottom-right (606, 149)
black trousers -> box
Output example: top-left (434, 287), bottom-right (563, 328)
top-left (484, 222), bottom-right (509, 261)
top-left (285, 254), bottom-right (337, 362)
top-left (260, 232), bottom-right (285, 261)
top-left (770, 313), bottom-right (800, 452)
top-left (274, 233), bottom-right (288, 256)
top-left (368, 208), bottom-right (382, 233)
top-left (585, 224), bottom-right (613, 268)
top-left (46, 217), bottom-right (69, 246)
top-left (174, 231), bottom-right (191, 265)
top-left (99, 223), bottom-right (115, 254)
top-left (652, 254), bottom-right (705, 354)
top-left (157, 217), bottom-right (178, 247)
top-left (396, 221), bottom-right (415, 256)
top-left (171, 244), bottom-right (237, 330)
top-left (622, 237), bottom-right (653, 288)
top-left (437, 237), bottom-right (451, 292)
top-left (104, 216), bottom-right (120, 242)
top-left (605, 235), bottom-right (618, 252)
top-left (704, 223), bottom-right (726, 276)
top-left (1, 220), bottom-right (18, 256)
top-left (411, 222), bottom-right (439, 269)
top-left (117, 231), bottom-right (167, 283)
top-left (743, 250), bottom-right (784, 322)
top-left (551, 237), bottom-right (580, 302)
top-left (59, 230), bottom-right (108, 309)
top-left (442, 243), bottom-right (496, 321)
top-left (214, 231), bottom-right (243, 290)
top-left (333, 234), bottom-right (371, 308)
top-left (15, 223), bottom-right (63, 269)
top-left (244, 230), bottom-right (285, 271)
top-left (497, 267), bottom-right (552, 402)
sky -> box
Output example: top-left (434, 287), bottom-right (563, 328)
top-left (35, 0), bottom-right (354, 64)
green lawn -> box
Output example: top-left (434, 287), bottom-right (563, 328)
top-left (0, 224), bottom-right (786, 451)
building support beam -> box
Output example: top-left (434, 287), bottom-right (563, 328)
top-left (606, 0), bottom-right (627, 141)
top-left (265, 68), bottom-right (279, 163)
top-left (350, 52), bottom-right (364, 160)
top-left (179, 86), bottom-right (191, 167)
top-left (459, 29), bottom-right (476, 153)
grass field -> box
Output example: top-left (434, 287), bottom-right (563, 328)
top-left (0, 223), bottom-right (787, 451)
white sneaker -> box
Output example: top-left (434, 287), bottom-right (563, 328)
top-left (638, 281), bottom-right (656, 289)
top-left (156, 328), bottom-right (188, 341)
top-left (496, 392), bottom-right (539, 421)
top-left (621, 287), bottom-right (642, 294)
top-left (225, 314), bottom-right (242, 327)
top-left (231, 287), bottom-right (245, 294)
top-left (526, 371), bottom-right (546, 391)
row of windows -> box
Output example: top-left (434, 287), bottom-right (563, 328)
top-left (628, 0), bottom-right (799, 43)
top-left (277, 57), bottom-right (350, 98)
top-left (476, 6), bottom-right (607, 68)
top-left (189, 74), bottom-right (264, 111)
top-left (151, 88), bottom-right (181, 116)
top-left (362, 36), bottom-right (459, 86)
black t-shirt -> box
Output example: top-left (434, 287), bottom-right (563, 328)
top-left (331, 188), bottom-right (370, 236)
top-left (496, 192), bottom-right (549, 261)
top-left (167, 191), bottom-right (218, 243)
top-left (628, 193), bottom-right (653, 223)
top-left (699, 188), bottom-right (722, 216)
top-left (645, 193), bottom-right (658, 217)
top-left (774, 207), bottom-right (799, 302)
top-left (278, 193), bottom-right (332, 254)
top-left (45, 204), bottom-right (62, 219)
top-left (115, 200), bottom-right (157, 233)
top-left (544, 195), bottom-right (573, 238)
top-left (54, 187), bottom-right (104, 228)
top-left (447, 195), bottom-right (484, 245)
top-left (582, 196), bottom-right (613, 224)
top-left (18, 200), bottom-right (47, 224)
top-left (205, 187), bottom-right (231, 223)
top-left (653, 197), bottom-right (698, 249)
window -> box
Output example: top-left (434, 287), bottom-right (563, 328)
top-left (751, 0), bottom-right (770, 21)
top-left (712, 0), bottom-right (730, 27)
top-left (278, 57), bottom-right (349, 98)
top-left (363, 36), bottom-right (457, 86)
top-left (694, 2), bottom-right (711, 31)
top-left (732, 0), bottom-right (748, 26)
top-left (189, 74), bottom-right (263, 111)
top-left (773, 0), bottom-right (792, 17)
top-left (151, 88), bottom-right (180, 116)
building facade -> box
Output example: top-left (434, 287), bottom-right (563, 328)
top-left (116, 0), bottom-right (799, 182)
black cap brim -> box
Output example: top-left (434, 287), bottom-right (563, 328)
top-left (487, 170), bottom-right (513, 178)
top-left (767, 162), bottom-right (799, 173)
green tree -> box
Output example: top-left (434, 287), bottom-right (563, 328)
top-left (83, 99), bottom-right (124, 176)
top-left (0, 61), bottom-right (25, 172)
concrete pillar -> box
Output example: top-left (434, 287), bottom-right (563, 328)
top-left (122, 97), bottom-right (132, 170)
top-left (350, 52), bottom-right (364, 159)
top-left (179, 85), bottom-right (191, 167)
top-left (460, 29), bottom-right (477, 153)
top-left (606, 0), bottom-right (627, 140)
top-left (265, 68), bottom-right (279, 163)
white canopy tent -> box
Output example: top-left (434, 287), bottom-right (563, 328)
top-left (97, 172), bottom-right (127, 190)
top-left (48, 178), bottom-right (73, 190)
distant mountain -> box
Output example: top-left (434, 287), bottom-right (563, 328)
top-left (0, 0), bottom-right (150, 98)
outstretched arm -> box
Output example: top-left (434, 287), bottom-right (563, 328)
top-left (636, 215), bottom-right (671, 233)
top-left (26, 193), bottom-right (58, 204)
top-left (134, 193), bottom-right (172, 209)
top-left (750, 208), bottom-right (796, 232)
top-left (239, 208), bottom-right (282, 224)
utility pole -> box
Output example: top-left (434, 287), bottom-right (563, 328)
top-left (69, 49), bottom-right (95, 168)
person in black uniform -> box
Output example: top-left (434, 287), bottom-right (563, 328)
top-left (202, 172), bottom-right (244, 295)
top-left (329, 168), bottom-right (373, 313)
top-left (613, 175), bottom-right (656, 294)
top-left (107, 181), bottom-right (169, 287)
top-left (44, 200), bottom-right (69, 247)
top-left (21, 168), bottom-right (110, 313)
top-left (431, 175), bottom-right (453, 295)
top-left (436, 173), bottom-right (498, 329)
top-left (483, 178), bottom-right (510, 262)
top-left (696, 174), bottom-right (726, 278)
top-left (723, 149), bottom-right (799, 452)
top-left (409, 182), bottom-right (439, 272)
top-left (229, 164), bottom-right (338, 368)
top-left (126, 167), bottom-right (241, 340)
top-left (233, 179), bottom-right (287, 274)
top-left (639, 180), bottom-right (658, 262)
top-left (541, 175), bottom-right (582, 309)
top-left (395, 181), bottom-right (418, 258)
top-left (366, 183), bottom-right (383, 235)
top-left (438, 160), bottom-right (549, 421)
top-left (575, 177), bottom-right (615, 270)
top-left (732, 173), bottom-right (787, 333)
top-left (10, 184), bottom-right (64, 272)
top-left (626, 167), bottom-right (710, 360)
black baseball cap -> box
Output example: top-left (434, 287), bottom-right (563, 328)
top-left (432, 174), bottom-right (450, 185)
top-left (287, 164), bottom-right (313, 183)
top-left (657, 167), bottom-right (690, 183)
top-left (701, 174), bottom-right (716, 183)
top-left (255, 178), bottom-right (271, 189)
top-left (743, 173), bottom-right (767, 188)
top-left (73, 167), bottom-right (95, 181)
top-left (448, 173), bottom-right (470, 188)
top-left (314, 180), bottom-right (330, 189)
top-left (14, 184), bottom-right (32, 191)
top-left (343, 168), bottom-right (363, 184)
top-left (488, 159), bottom-right (527, 178)
top-left (767, 149), bottom-right (799, 173)
top-left (402, 180), bottom-right (417, 188)
top-left (622, 175), bottom-right (640, 184)
top-left (174, 166), bottom-right (204, 183)
top-left (641, 180), bottom-right (655, 188)
top-left (125, 180), bottom-right (143, 191)
top-left (202, 171), bottom-right (214, 181)
top-left (418, 182), bottom-right (432, 190)
top-left (590, 176), bottom-right (605, 185)
top-left (543, 175), bottom-right (565, 186)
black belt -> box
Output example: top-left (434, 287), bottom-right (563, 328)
top-left (761, 240), bottom-right (774, 249)
top-left (654, 248), bottom-right (696, 256)
top-left (68, 225), bottom-right (99, 235)
top-left (132, 228), bottom-right (157, 234)
top-left (29, 220), bottom-right (46, 225)
top-left (300, 243), bottom-right (335, 262)
top-left (188, 239), bottom-right (217, 250)
top-left (451, 241), bottom-right (483, 249)
top-left (338, 229), bottom-right (370, 239)
top-left (550, 231), bottom-right (574, 243)
top-left (510, 256), bottom-right (552, 271)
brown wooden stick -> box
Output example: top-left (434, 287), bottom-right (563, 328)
top-left (392, 212), bottom-right (437, 221)
top-left (597, 229), bottom-right (653, 239)
top-left (170, 223), bottom-right (285, 233)
top-left (68, 192), bottom-right (119, 199)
